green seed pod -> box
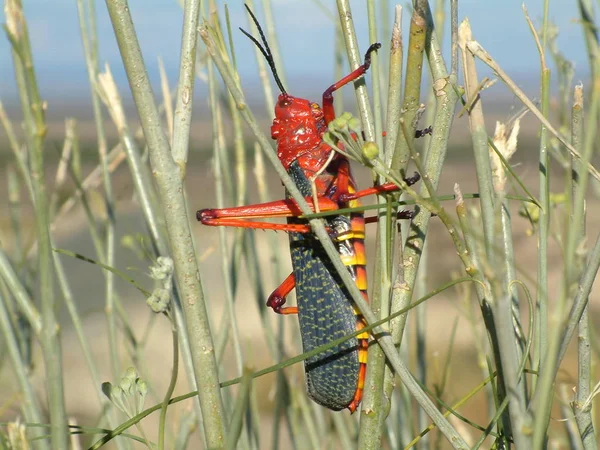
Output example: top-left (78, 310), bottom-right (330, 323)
top-left (362, 141), bottom-right (379, 160)
top-left (348, 117), bottom-right (362, 133)
top-left (330, 116), bottom-right (348, 132)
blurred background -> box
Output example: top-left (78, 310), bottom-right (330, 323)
top-left (0, 0), bottom-right (598, 448)
top-left (0, 0), bottom-right (591, 125)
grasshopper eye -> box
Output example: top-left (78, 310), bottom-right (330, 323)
top-left (279, 97), bottom-right (292, 108)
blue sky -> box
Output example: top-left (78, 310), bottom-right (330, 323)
top-left (0, 1), bottom-right (592, 109)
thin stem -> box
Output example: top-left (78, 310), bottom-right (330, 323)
top-left (0, 289), bottom-right (48, 449)
top-left (70, 0), bottom-right (123, 418)
top-left (335, 0), bottom-right (376, 141)
top-left (224, 370), bottom-right (253, 450)
top-left (557, 233), bottom-right (600, 366)
top-left (569, 84), bottom-right (597, 450)
top-left (105, 1), bottom-right (226, 445)
top-left (97, 61), bottom-right (205, 438)
top-left (367, 0), bottom-right (383, 153)
top-left (262, 0), bottom-right (288, 90)
top-left (457, 20), bottom-right (495, 256)
top-left (383, 6), bottom-right (404, 165)
top-left (5, 1), bottom-right (69, 445)
top-left (171, 0), bottom-right (203, 168)
top-left (357, 2), bottom-right (387, 447)
top-left (459, 18), bottom-right (528, 446)
top-left (158, 319), bottom-right (179, 450)
top-left (209, 61), bottom-right (244, 373)
top-left (465, 39), bottom-right (600, 183)
top-left (390, 9), bottom-right (425, 174)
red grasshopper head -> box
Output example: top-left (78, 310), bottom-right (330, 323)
top-left (271, 93), bottom-right (334, 177)
top-left (239, 6), bottom-right (336, 185)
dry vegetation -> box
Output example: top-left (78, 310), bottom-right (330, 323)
top-left (1, 0), bottom-right (599, 449)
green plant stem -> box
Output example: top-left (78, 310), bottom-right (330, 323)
top-left (465, 39), bottom-right (600, 183)
top-left (335, 0), bottom-right (376, 141)
top-left (73, 0), bottom-right (115, 297)
top-left (0, 290), bottom-right (48, 450)
top-left (5, 2), bottom-right (69, 445)
top-left (52, 248), bottom-right (108, 397)
top-left (224, 370), bottom-right (253, 450)
top-left (81, 0), bottom-right (124, 420)
top-left (159, 321), bottom-right (179, 450)
top-left (99, 60), bottom-right (207, 444)
top-left (554, 78), bottom-right (599, 371)
top-left (244, 0), bottom-right (276, 114)
top-left (297, 394), bottom-right (321, 449)
top-left (557, 233), bottom-right (600, 367)
top-left (171, 0), bottom-right (203, 169)
top-left (385, 0), bottom-right (447, 353)
top-left (529, 5), bottom-right (558, 441)
top-left (578, 0), bottom-right (600, 78)
top-left (459, 19), bottom-right (527, 446)
top-left (414, 3), bottom-right (445, 446)
top-left (0, 252), bottom-right (41, 338)
top-left (202, 19), bottom-right (468, 449)
top-left (89, 277), bottom-right (468, 449)
top-left (569, 84), bottom-right (597, 450)
top-left (158, 58), bottom-right (175, 142)
top-left (390, 9), bottom-right (425, 173)
top-left (203, 67), bottom-right (243, 379)
top-left (174, 408), bottom-right (197, 449)
top-left (261, 0), bottom-right (288, 89)
top-left (367, 0), bottom-right (383, 152)
top-left (382, 0), bottom-right (460, 440)
top-left (0, 103), bottom-right (33, 199)
top-left (574, 303), bottom-right (595, 450)
top-left (98, 71), bottom-right (150, 385)
top-left (536, 58), bottom-right (551, 401)
top-left (381, 7), bottom-right (427, 440)
top-left (75, 0), bottom-right (120, 421)
top-left (358, 2), bottom-right (387, 448)
top-left (334, 25), bottom-right (346, 115)
top-left (105, 1), bottom-right (226, 446)
top-left (496, 199), bottom-right (529, 411)
top-left (207, 5), bottom-right (250, 370)
top-left (457, 21), bottom-right (495, 255)
top-left (208, 60), bottom-right (244, 373)
top-left (51, 145), bottom-right (126, 228)
top-left (379, 12), bottom-right (407, 429)
top-left (332, 412), bottom-right (353, 449)
top-left (6, 169), bottom-right (25, 276)
top-left (499, 209), bottom-right (528, 415)
top-left (98, 76), bottom-right (161, 256)
top-left (383, 6), bottom-right (403, 165)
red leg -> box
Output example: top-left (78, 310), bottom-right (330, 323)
top-left (347, 318), bottom-right (368, 413)
top-left (339, 172), bottom-right (421, 202)
top-left (329, 158), bottom-right (352, 201)
top-left (322, 43), bottom-right (381, 124)
top-left (266, 273), bottom-right (298, 315)
top-left (197, 196), bottom-right (340, 233)
top-left (199, 217), bottom-right (313, 233)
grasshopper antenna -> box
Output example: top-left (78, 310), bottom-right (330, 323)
top-left (240, 4), bottom-right (287, 95)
